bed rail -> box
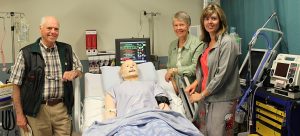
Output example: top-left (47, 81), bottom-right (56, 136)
top-left (73, 77), bottom-right (82, 132)
top-left (173, 75), bottom-right (199, 121)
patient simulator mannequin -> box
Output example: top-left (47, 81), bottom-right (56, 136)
top-left (104, 60), bottom-right (170, 120)
top-left (83, 60), bottom-right (202, 136)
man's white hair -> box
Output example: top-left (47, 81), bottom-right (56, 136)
top-left (40, 16), bottom-right (60, 27)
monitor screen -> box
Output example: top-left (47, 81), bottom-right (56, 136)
top-left (274, 62), bottom-right (289, 78)
top-left (239, 49), bottom-right (268, 85)
top-left (115, 38), bottom-right (151, 66)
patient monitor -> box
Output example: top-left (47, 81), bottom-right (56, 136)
top-left (270, 54), bottom-right (300, 90)
top-left (239, 48), bottom-right (276, 86)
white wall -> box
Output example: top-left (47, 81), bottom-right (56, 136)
top-left (0, 0), bottom-right (202, 62)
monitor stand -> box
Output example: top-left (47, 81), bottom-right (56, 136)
top-left (267, 88), bottom-right (300, 99)
top-left (150, 55), bottom-right (159, 70)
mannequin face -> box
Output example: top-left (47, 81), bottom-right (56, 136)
top-left (120, 60), bottom-right (139, 80)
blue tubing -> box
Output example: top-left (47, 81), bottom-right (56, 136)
top-left (237, 32), bottom-right (272, 110)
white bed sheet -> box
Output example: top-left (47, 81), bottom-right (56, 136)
top-left (81, 70), bottom-right (185, 131)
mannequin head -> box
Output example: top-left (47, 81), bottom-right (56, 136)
top-left (120, 60), bottom-right (139, 81)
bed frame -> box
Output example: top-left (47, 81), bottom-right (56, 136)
top-left (73, 68), bottom-right (197, 132)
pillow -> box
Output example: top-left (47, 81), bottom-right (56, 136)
top-left (84, 73), bottom-right (105, 99)
top-left (100, 62), bottom-right (157, 91)
top-left (138, 62), bottom-right (157, 82)
top-left (156, 69), bottom-right (176, 96)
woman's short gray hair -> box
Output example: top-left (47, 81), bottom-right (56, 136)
top-left (173, 11), bottom-right (191, 26)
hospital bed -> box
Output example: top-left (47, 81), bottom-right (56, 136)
top-left (73, 62), bottom-right (198, 132)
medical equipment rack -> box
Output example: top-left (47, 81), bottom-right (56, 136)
top-left (0, 84), bottom-right (13, 111)
top-left (0, 83), bottom-right (15, 136)
top-left (252, 87), bottom-right (300, 136)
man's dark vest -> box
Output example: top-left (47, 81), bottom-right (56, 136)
top-left (20, 38), bottom-right (74, 117)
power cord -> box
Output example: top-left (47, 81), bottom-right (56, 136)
top-left (247, 86), bottom-right (259, 131)
top-left (1, 109), bottom-right (15, 135)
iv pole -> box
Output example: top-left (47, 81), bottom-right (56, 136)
top-left (0, 12), bottom-right (25, 73)
top-left (10, 12), bottom-right (16, 65)
top-left (144, 11), bottom-right (160, 69)
top-left (143, 11), bottom-right (159, 55)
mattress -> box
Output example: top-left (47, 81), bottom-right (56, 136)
top-left (81, 69), bottom-right (186, 131)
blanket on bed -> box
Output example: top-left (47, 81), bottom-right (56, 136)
top-left (83, 109), bottom-right (203, 136)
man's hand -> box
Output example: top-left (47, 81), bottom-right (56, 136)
top-left (16, 113), bottom-right (28, 132)
top-left (12, 85), bottom-right (28, 132)
top-left (62, 70), bottom-right (79, 81)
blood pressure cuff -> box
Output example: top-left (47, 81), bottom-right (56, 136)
top-left (155, 96), bottom-right (170, 105)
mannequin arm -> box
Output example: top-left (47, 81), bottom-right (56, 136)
top-left (104, 94), bottom-right (116, 120)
